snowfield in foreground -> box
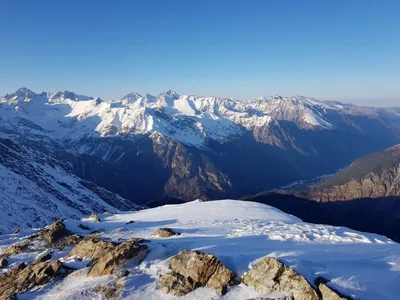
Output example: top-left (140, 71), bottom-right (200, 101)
top-left (1, 200), bottom-right (400, 299)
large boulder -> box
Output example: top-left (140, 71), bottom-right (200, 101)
top-left (39, 220), bottom-right (70, 244)
top-left (88, 238), bottom-right (148, 277)
top-left (69, 236), bottom-right (116, 260)
top-left (0, 260), bottom-right (62, 299)
top-left (158, 250), bottom-right (234, 296)
top-left (151, 228), bottom-right (181, 238)
top-left (243, 257), bottom-right (319, 300)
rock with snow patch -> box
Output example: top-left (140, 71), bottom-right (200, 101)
top-left (33, 252), bottom-right (52, 264)
top-left (151, 228), bottom-right (181, 238)
top-left (0, 260), bottom-right (62, 299)
top-left (159, 250), bottom-right (234, 296)
top-left (243, 257), bottom-right (319, 300)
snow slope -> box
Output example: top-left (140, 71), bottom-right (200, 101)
top-left (0, 138), bottom-right (134, 232)
top-left (2, 200), bottom-right (399, 299)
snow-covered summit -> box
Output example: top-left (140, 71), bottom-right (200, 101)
top-left (1, 200), bottom-right (398, 299)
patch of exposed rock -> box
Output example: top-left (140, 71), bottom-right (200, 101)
top-left (69, 235), bottom-right (148, 277)
top-left (158, 250), bottom-right (234, 296)
top-left (88, 238), bottom-right (148, 277)
top-left (243, 257), bottom-right (319, 300)
top-left (94, 279), bottom-right (125, 299)
top-left (69, 236), bottom-right (116, 260)
top-left (88, 213), bottom-right (101, 222)
top-left (316, 277), bottom-right (352, 300)
top-left (0, 260), bottom-right (62, 299)
top-left (151, 228), bottom-right (181, 238)
top-left (0, 220), bottom-right (82, 259)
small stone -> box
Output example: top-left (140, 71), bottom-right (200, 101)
top-left (151, 228), bottom-right (181, 238)
top-left (0, 258), bottom-right (8, 268)
top-left (125, 221), bottom-right (134, 225)
top-left (88, 214), bottom-right (101, 222)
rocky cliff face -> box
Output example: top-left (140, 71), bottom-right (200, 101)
top-left (306, 145), bottom-right (400, 202)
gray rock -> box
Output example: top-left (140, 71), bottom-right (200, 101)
top-left (242, 257), bottom-right (319, 300)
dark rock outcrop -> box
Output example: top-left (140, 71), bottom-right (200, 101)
top-left (0, 258), bottom-right (8, 268)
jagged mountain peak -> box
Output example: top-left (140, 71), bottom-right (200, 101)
top-left (122, 92), bottom-right (143, 102)
top-left (15, 87), bottom-right (36, 96)
top-left (49, 90), bottom-right (93, 101)
top-left (159, 89), bottom-right (180, 99)
top-left (3, 87), bottom-right (37, 100)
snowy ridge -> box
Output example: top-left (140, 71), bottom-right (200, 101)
top-left (1, 200), bottom-right (398, 299)
top-left (0, 138), bottom-right (135, 232)
top-left (0, 88), bottom-right (370, 147)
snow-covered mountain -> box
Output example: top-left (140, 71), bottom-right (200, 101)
top-left (0, 200), bottom-right (399, 299)
top-left (1, 88), bottom-right (400, 204)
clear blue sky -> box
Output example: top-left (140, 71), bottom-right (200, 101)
top-left (1, 0), bottom-right (399, 105)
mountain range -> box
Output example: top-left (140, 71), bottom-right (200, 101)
top-left (1, 87), bottom-right (400, 230)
